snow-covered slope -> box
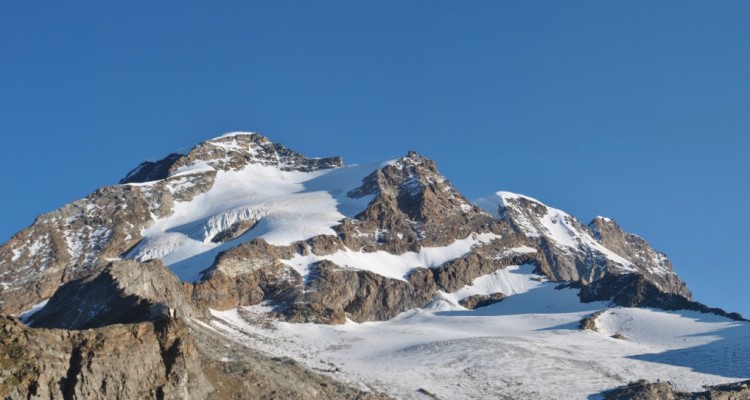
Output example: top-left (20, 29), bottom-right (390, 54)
top-left (282, 232), bottom-right (501, 282)
top-left (475, 191), bottom-right (690, 297)
top-left (124, 135), bottom-right (393, 281)
top-left (476, 191), bottom-right (632, 268)
top-left (2, 130), bottom-right (747, 400)
top-left (206, 265), bottom-right (750, 399)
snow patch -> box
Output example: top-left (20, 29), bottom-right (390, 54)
top-left (132, 158), bottom-right (388, 281)
top-left (282, 233), bottom-right (502, 281)
top-left (476, 191), bottom-right (635, 272)
top-left (441, 264), bottom-right (544, 306)
top-left (17, 299), bottom-right (49, 322)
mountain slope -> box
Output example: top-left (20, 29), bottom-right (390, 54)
top-left (1, 131), bottom-right (746, 399)
top-left (476, 191), bottom-right (690, 297)
top-left (0, 133), bottom-right (695, 321)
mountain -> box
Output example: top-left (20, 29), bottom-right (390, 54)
top-left (1, 132), bottom-right (747, 399)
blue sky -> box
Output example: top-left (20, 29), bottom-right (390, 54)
top-left (1, 2), bottom-right (748, 315)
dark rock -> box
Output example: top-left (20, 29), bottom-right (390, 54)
top-left (26, 259), bottom-right (198, 330)
top-left (119, 153), bottom-right (183, 184)
top-left (494, 195), bottom-right (691, 298)
top-left (279, 260), bottom-right (434, 323)
top-left (0, 315), bottom-right (212, 400)
top-left (579, 310), bottom-right (606, 332)
top-left (458, 292), bottom-right (506, 309)
top-left (578, 273), bottom-right (746, 321)
top-left (210, 219), bottom-right (259, 243)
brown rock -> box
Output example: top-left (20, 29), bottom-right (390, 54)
top-left (0, 316), bottom-right (212, 400)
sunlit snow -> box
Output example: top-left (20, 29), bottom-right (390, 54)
top-left (124, 135), bottom-right (397, 281)
top-left (205, 265), bottom-right (750, 399)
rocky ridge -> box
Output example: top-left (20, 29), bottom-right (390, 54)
top-left (477, 191), bottom-right (690, 297)
top-left (0, 315), bottom-right (212, 400)
top-left (25, 259), bottom-right (199, 330)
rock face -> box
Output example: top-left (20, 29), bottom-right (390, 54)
top-left (0, 316), bottom-right (212, 400)
top-left (459, 292), bottom-right (506, 310)
top-left (26, 259), bottom-right (198, 329)
top-left (476, 191), bottom-right (690, 297)
top-left (344, 151), bottom-right (498, 250)
top-left (576, 274), bottom-right (745, 321)
top-left (0, 183), bottom-right (179, 315)
top-left (588, 217), bottom-right (689, 296)
top-left (119, 153), bottom-right (183, 184)
top-left (2, 312), bottom-right (388, 400)
top-left (603, 379), bottom-right (750, 400)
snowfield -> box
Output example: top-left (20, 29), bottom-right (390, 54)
top-left (203, 265), bottom-right (750, 399)
top-left (124, 134), bottom-right (398, 281)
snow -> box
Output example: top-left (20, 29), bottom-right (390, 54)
top-left (206, 267), bottom-right (750, 399)
top-left (476, 191), bottom-right (635, 271)
top-left (11, 246), bottom-right (24, 262)
top-left (28, 237), bottom-right (48, 258)
top-left (496, 245), bottom-right (537, 258)
top-left (64, 226), bottom-right (112, 267)
top-left (129, 153), bottom-right (391, 281)
top-left (214, 131), bottom-right (257, 139)
top-left (281, 233), bottom-right (502, 281)
top-left (17, 299), bottom-right (49, 322)
top-left (439, 264), bottom-right (544, 306)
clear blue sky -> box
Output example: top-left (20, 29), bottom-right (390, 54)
top-left (1, 2), bottom-right (748, 315)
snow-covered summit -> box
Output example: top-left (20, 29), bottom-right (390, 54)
top-left (120, 132), bottom-right (343, 185)
top-left (475, 191), bottom-right (689, 296)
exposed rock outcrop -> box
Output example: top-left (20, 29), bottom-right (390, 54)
top-left (603, 379), bottom-right (750, 400)
top-left (477, 192), bottom-right (691, 298)
top-left (579, 309), bottom-right (607, 332)
top-left (0, 316), bottom-right (212, 400)
top-left (192, 235), bottom-right (537, 323)
top-left (278, 260), bottom-right (436, 324)
top-left (344, 151), bottom-right (500, 251)
top-left (458, 292), bottom-right (506, 309)
top-left (26, 259), bottom-right (198, 330)
top-left (576, 273), bottom-right (745, 321)
top-left (589, 217), bottom-right (689, 296)
top-left (119, 153), bottom-right (183, 184)
top-left (3, 313), bottom-right (389, 400)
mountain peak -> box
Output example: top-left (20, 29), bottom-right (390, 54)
top-left (475, 190), bottom-right (690, 297)
top-left (120, 132), bottom-right (343, 184)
